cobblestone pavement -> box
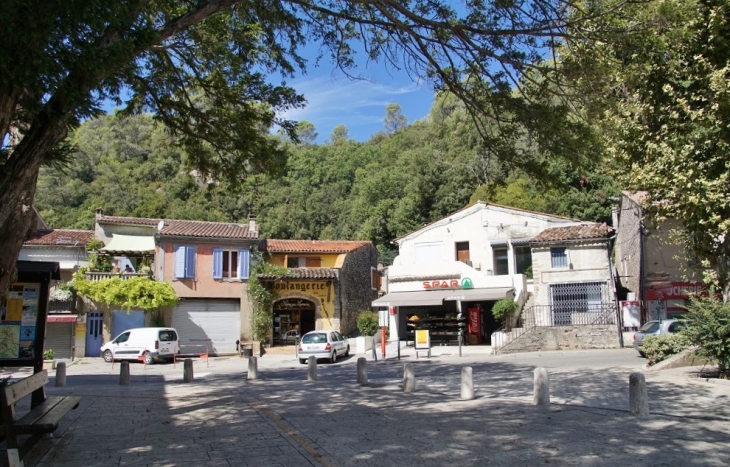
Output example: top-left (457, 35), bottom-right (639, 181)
top-left (1, 348), bottom-right (729, 466)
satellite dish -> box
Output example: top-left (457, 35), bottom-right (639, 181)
top-left (157, 220), bottom-right (164, 231)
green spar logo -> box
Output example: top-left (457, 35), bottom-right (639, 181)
top-left (460, 277), bottom-right (473, 289)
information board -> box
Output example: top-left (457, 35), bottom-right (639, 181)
top-left (0, 283), bottom-right (41, 360)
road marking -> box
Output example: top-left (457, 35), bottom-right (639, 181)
top-left (250, 401), bottom-right (334, 467)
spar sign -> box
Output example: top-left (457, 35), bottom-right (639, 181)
top-left (423, 277), bottom-right (473, 290)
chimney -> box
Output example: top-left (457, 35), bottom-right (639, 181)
top-left (248, 216), bottom-right (258, 234)
top-left (95, 207), bottom-right (104, 220)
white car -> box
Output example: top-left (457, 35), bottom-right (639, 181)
top-left (633, 319), bottom-right (686, 357)
top-left (298, 330), bottom-right (349, 364)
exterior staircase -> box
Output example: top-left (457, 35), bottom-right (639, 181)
top-left (491, 293), bottom-right (535, 354)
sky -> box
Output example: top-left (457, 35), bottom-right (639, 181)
top-left (277, 67), bottom-right (437, 144)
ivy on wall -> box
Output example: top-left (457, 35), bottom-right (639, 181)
top-left (248, 252), bottom-right (288, 344)
top-left (73, 270), bottom-right (178, 310)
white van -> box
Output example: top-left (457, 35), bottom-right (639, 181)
top-left (101, 327), bottom-right (180, 364)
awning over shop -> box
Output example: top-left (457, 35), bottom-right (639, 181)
top-left (47, 314), bottom-right (78, 323)
top-left (441, 287), bottom-right (514, 302)
top-left (372, 287), bottom-right (514, 308)
top-left (100, 234), bottom-right (155, 255)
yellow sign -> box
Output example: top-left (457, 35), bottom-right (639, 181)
top-left (415, 329), bottom-right (430, 349)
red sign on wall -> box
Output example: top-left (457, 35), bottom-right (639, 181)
top-left (467, 307), bottom-right (481, 340)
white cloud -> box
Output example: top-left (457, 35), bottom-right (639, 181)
top-left (276, 74), bottom-right (431, 142)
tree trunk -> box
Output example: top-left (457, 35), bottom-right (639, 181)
top-left (0, 129), bottom-right (62, 300)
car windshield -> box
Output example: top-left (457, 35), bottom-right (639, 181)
top-left (302, 333), bottom-right (328, 344)
top-left (639, 322), bottom-right (660, 333)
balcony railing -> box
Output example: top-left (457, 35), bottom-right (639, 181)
top-left (84, 272), bottom-right (153, 282)
top-left (48, 298), bottom-right (76, 313)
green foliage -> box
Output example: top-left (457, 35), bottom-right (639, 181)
top-left (683, 295), bottom-right (730, 371)
top-left (86, 238), bottom-right (103, 251)
top-left (43, 349), bottom-right (54, 361)
top-left (248, 253), bottom-right (288, 344)
top-left (357, 311), bottom-right (380, 336)
top-left (641, 333), bottom-right (692, 366)
top-left (492, 299), bottom-right (518, 321)
top-left (87, 253), bottom-right (113, 272)
top-left (73, 274), bottom-right (178, 311)
top-left (559, 0), bottom-right (730, 293)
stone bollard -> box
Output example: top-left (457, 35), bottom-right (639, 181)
top-left (183, 358), bottom-right (194, 383)
top-left (403, 363), bottom-right (415, 393)
top-left (629, 372), bottom-right (649, 416)
top-left (55, 362), bottom-right (67, 387)
top-left (119, 361), bottom-right (130, 385)
top-left (533, 367), bottom-right (550, 406)
top-left (357, 357), bottom-right (368, 384)
top-left (307, 356), bottom-right (317, 381)
top-left (460, 366), bottom-right (474, 400)
top-left (247, 356), bottom-right (258, 381)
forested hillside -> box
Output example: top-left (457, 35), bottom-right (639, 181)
top-left (35, 98), bottom-right (618, 264)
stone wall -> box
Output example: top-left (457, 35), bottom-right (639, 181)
top-left (500, 325), bottom-right (620, 354)
top-left (339, 244), bottom-right (378, 335)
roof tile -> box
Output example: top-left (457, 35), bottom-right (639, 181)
top-left (98, 215), bottom-right (258, 239)
top-left (24, 229), bottom-right (94, 246)
top-left (264, 239), bottom-right (371, 253)
top-left (531, 223), bottom-right (614, 244)
top-left (258, 268), bottom-right (338, 280)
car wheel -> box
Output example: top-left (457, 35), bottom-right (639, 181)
top-left (344, 345), bottom-right (350, 357)
top-left (143, 351), bottom-right (154, 365)
top-left (299, 358), bottom-right (306, 364)
top-left (102, 349), bottom-right (113, 363)
top-left (638, 350), bottom-right (646, 358)
top-left (331, 350), bottom-right (337, 363)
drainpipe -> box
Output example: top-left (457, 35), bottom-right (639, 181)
top-left (607, 233), bottom-right (622, 347)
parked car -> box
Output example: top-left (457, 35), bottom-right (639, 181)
top-left (282, 329), bottom-right (300, 345)
top-left (101, 327), bottom-right (180, 364)
top-left (633, 319), bottom-right (686, 357)
top-left (297, 330), bottom-right (349, 364)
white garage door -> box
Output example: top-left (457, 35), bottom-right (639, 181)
top-left (172, 299), bottom-right (240, 356)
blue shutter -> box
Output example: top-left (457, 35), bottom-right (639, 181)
top-left (185, 246), bottom-right (196, 278)
top-left (174, 246), bottom-right (186, 278)
top-left (239, 249), bottom-right (250, 280)
top-left (213, 248), bottom-right (223, 279)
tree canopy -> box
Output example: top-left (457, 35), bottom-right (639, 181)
top-left (0, 0), bottom-right (633, 297)
top-left (558, 0), bottom-right (730, 297)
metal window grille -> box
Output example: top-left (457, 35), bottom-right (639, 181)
top-left (549, 281), bottom-right (608, 325)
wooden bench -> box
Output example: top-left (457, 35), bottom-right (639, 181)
top-left (0, 370), bottom-right (80, 467)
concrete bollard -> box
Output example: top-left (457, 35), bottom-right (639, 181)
top-left (55, 362), bottom-right (67, 387)
top-left (403, 363), bottom-right (415, 393)
top-left (247, 356), bottom-right (258, 381)
top-left (357, 357), bottom-right (368, 384)
top-left (460, 366), bottom-right (474, 400)
top-left (307, 356), bottom-right (317, 381)
top-left (629, 372), bottom-right (649, 416)
top-left (119, 361), bottom-right (130, 385)
top-left (183, 358), bottom-right (194, 383)
top-left (533, 367), bottom-right (550, 406)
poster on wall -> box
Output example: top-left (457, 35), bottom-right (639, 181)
top-left (620, 301), bottom-right (641, 330)
top-left (0, 283), bottom-right (40, 360)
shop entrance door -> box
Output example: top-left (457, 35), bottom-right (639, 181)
top-left (273, 299), bottom-right (315, 346)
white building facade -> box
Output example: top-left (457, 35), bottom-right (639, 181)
top-left (373, 202), bottom-right (585, 345)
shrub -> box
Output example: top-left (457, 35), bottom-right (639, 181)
top-left (642, 333), bottom-right (691, 366)
top-left (492, 299), bottom-right (518, 321)
top-left (683, 295), bottom-right (730, 372)
top-left (43, 349), bottom-right (54, 361)
top-left (357, 311), bottom-right (379, 336)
